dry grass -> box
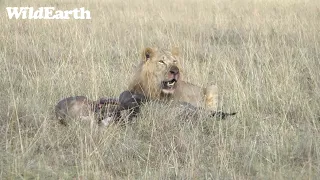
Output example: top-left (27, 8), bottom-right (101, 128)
top-left (1, 0), bottom-right (320, 179)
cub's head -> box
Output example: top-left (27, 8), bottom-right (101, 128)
top-left (130, 47), bottom-right (182, 98)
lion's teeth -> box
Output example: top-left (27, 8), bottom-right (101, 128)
top-left (167, 81), bottom-right (175, 86)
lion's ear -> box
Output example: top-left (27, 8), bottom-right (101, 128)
top-left (171, 47), bottom-right (179, 56)
top-left (142, 47), bottom-right (154, 61)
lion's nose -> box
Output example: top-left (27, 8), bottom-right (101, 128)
top-left (169, 66), bottom-right (179, 75)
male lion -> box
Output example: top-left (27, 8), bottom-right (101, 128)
top-left (119, 47), bottom-right (235, 119)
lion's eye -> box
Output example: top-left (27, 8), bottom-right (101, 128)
top-left (158, 60), bottom-right (165, 64)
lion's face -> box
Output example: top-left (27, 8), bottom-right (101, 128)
top-left (140, 47), bottom-right (182, 95)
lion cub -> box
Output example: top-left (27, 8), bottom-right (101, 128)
top-left (55, 96), bottom-right (120, 126)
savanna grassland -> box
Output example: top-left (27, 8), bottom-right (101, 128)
top-left (1, 0), bottom-right (320, 179)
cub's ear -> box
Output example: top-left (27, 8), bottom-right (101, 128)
top-left (142, 47), bottom-right (154, 61)
top-left (171, 47), bottom-right (179, 56)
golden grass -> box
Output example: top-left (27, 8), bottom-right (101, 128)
top-left (1, 0), bottom-right (320, 179)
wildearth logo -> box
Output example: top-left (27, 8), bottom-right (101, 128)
top-left (6, 7), bottom-right (91, 19)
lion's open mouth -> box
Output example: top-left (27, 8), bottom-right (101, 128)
top-left (161, 79), bottom-right (177, 94)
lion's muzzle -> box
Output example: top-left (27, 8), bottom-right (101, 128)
top-left (161, 66), bottom-right (180, 94)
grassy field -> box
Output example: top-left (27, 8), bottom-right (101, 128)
top-left (1, 0), bottom-right (320, 179)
